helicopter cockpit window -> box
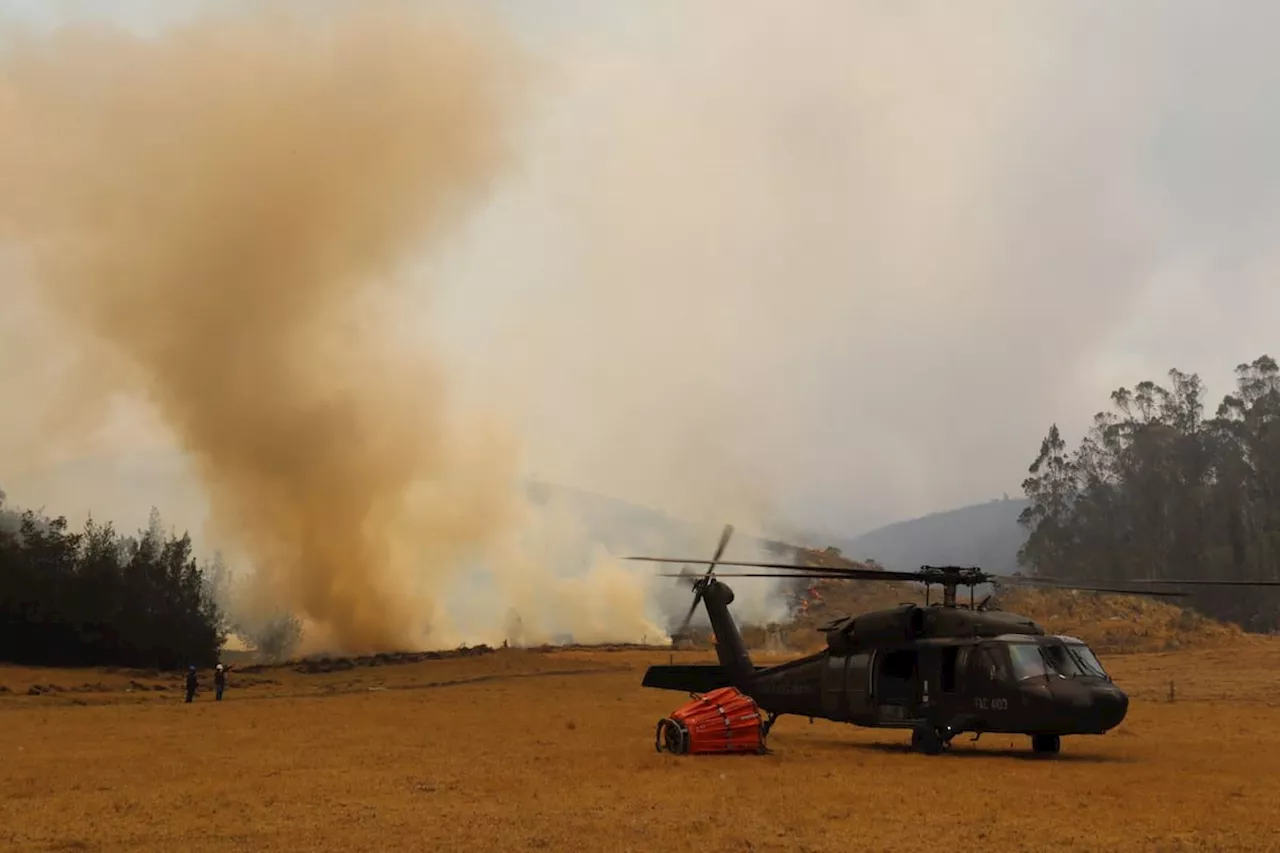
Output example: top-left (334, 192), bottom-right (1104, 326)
top-left (1005, 639), bottom-right (1111, 681)
top-left (1063, 641), bottom-right (1109, 680)
top-left (1040, 642), bottom-right (1087, 677)
top-left (1006, 643), bottom-right (1048, 681)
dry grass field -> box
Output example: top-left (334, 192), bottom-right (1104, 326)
top-left (4, 639), bottom-right (1280, 853)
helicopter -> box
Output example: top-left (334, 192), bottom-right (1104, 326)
top-left (626, 524), bottom-right (1280, 756)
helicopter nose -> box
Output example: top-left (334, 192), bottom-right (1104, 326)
top-left (1091, 685), bottom-right (1128, 730)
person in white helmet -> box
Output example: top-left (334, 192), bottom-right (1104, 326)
top-left (214, 663), bottom-right (226, 701)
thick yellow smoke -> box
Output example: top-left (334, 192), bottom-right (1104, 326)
top-left (0, 2), bottom-right (546, 651)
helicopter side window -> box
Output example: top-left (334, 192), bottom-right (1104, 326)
top-left (972, 646), bottom-right (1010, 683)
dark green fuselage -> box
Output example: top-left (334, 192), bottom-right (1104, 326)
top-left (643, 579), bottom-right (1128, 742)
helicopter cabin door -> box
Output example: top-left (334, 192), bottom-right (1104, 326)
top-left (872, 646), bottom-right (919, 726)
top-left (843, 651), bottom-right (872, 722)
top-left (821, 652), bottom-right (850, 721)
top-left (936, 645), bottom-right (967, 717)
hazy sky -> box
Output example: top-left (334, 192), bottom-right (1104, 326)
top-left (2, 0), bottom-right (1278, 544)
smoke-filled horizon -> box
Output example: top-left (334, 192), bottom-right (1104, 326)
top-left (2, 0), bottom-right (1279, 650)
top-left (0, 1), bottom-right (799, 653)
top-left (440, 0), bottom-right (1279, 539)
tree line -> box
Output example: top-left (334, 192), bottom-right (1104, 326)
top-left (1018, 354), bottom-right (1280, 632)
top-left (0, 502), bottom-right (225, 669)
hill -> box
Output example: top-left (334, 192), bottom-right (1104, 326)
top-left (523, 479), bottom-right (821, 564)
top-left (523, 483), bottom-right (1035, 578)
top-left (736, 546), bottom-right (1250, 656)
top-left (5, 475), bottom-right (1024, 573)
top-left (829, 496), bottom-right (1030, 573)
top-left (775, 576), bottom-right (1248, 655)
top-left (524, 480), bottom-right (701, 551)
top-left (524, 484), bottom-right (1034, 573)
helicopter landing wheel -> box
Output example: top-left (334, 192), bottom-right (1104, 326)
top-left (1031, 734), bottom-right (1061, 755)
top-left (911, 726), bottom-right (945, 755)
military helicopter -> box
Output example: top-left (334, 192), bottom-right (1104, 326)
top-left (626, 524), bottom-right (1280, 756)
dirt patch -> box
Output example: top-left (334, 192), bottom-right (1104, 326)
top-left (287, 645), bottom-right (498, 674)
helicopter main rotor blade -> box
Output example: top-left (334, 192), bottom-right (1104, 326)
top-left (630, 555), bottom-right (924, 582)
top-left (642, 548), bottom-right (1272, 598)
top-left (1092, 578), bottom-right (1280, 587)
top-left (628, 556), bottom-right (836, 568)
top-left (659, 571), bottom-right (900, 580)
top-left (660, 571), bottom-right (1189, 598)
top-left (994, 579), bottom-right (1189, 598)
top-left (984, 573), bottom-right (1280, 589)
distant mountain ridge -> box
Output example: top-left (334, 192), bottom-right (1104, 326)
top-left (522, 479), bottom-right (805, 562)
top-left (524, 481), bottom-right (1031, 573)
top-left (3, 478), bottom-right (1030, 575)
top-left (828, 497), bottom-right (1031, 574)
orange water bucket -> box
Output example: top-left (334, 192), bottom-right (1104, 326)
top-left (654, 687), bottom-right (767, 755)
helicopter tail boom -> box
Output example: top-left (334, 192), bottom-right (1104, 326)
top-left (700, 577), bottom-right (759, 694)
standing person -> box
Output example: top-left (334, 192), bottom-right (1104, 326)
top-left (214, 663), bottom-right (226, 701)
top-left (185, 665), bottom-right (197, 703)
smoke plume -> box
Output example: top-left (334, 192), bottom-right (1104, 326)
top-left (425, 0), bottom-right (1280, 537)
top-left (0, 2), bottom-right (581, 652)
top-left (18, 2), bottom-right (1279, 651)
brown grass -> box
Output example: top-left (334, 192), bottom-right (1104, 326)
top-left (4, 641), bottom-right (1280, 852)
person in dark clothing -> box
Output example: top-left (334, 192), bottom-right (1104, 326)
top-left (214, 663), bottom-right (226, 701)
top-left (185, 665), bottom-right (197, 703)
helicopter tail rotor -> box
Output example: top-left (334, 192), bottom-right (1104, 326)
top-left (670, 523), bottom-right (734, 639)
